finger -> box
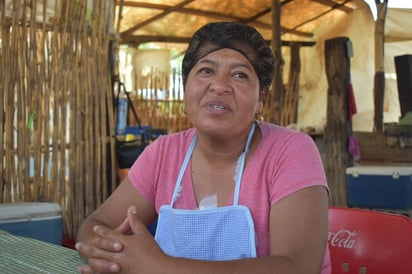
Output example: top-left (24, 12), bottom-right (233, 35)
top-left (84, 257), bottom-right (120, 273)
top-left (78, 265), bottom-right (95, 274)
top-left (115, 216), bottom-right (131, 235)
top-left (93, 226), bottom-right (123, 251)
top-left (76, 242), bottom-right (120, 273)
top-left (127, 206), bottom-right (148, 235)
top-left (76, 241), bottom-right (101, 258)
top-left (93, 224), bottom-right (112, 236)
top-left (76, 241), bottom-right (120, 261)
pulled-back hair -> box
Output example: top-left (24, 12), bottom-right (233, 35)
top-left (182, 22), bottom-right (275, 90)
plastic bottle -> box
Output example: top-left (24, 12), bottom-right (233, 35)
top-left (116, 89), bottom-right (128, 135)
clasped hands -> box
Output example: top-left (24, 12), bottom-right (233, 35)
top-left (75, 206), bottom-right (165, 273)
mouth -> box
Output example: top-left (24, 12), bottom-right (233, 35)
top-left (207, 103), bottom-right (230, 112)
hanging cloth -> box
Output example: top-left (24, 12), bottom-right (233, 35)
top-left (348, 83), bottom-right (357, 121)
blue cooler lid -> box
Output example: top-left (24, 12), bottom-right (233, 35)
top-left (0, 202), bottom-right (61, 223)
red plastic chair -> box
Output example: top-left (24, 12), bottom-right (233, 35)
top-left (328, 207), bottom-right (412, 274)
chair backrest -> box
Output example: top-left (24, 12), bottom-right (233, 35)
top-left (328, 207), bottom-right (412, 274)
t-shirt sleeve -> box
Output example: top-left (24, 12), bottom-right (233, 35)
top-left (269, 132), bottom-right (329, 206)
top-left (127, 139), bottom-right (160, 205)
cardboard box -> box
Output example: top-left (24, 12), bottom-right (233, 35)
top-left (346, 166), bottom-right (412, 210)
top-left (0, 202), bottom-right (62, 245)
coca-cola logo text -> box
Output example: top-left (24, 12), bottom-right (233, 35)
top-left (328, 229), bottom-right (357, 249)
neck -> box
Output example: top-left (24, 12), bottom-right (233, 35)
top-left (194, 122), bottom-right (256, 168)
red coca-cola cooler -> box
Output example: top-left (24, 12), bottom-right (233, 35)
top-left (328, 207), bottom-right (412, 273)
top-left (346, 165), bottom-right (412, 210)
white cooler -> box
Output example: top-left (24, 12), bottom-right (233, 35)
top-left (0, 202), bottom-right (63, 245)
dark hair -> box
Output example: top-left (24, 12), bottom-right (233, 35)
top-left (182, 22), bottom-right (275, 90)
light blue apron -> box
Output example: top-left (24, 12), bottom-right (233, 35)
top-left (154, 123), bottom-right (257, 261)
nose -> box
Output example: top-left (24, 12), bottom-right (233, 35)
top-left (209, 73), bottom-right (231, 95)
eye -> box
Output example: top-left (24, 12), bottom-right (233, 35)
top-left (197, 67), bottom-right (213, 75)
top-left (233, 71), bottom-right (248, 79)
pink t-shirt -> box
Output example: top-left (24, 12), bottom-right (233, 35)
top-left (129, 121), bottom-right (331, 273)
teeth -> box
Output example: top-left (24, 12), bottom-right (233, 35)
top-left (213, 105), bottom-right (225, 110)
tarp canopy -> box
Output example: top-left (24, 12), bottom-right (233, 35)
top-left (384, 8), bottom-right (412, 43)
top-left (115, 0), bottom-right (368, 49)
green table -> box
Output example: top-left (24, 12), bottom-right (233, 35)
top-left (0, 230), bottom-right (85, 273)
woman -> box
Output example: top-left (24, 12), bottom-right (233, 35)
top-left (76, 22), bottom-right (331, 274)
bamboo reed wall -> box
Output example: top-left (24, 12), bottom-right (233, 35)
top-left (1, 0), bottom-right (116, 238)
top-left (128, 68), bottom-right (191, 132)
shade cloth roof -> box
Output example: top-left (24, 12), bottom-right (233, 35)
top-left (114, 0), bottom-right (370, 50)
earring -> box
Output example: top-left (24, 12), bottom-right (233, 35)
top-left (255, 110), bottom-right (263, 121)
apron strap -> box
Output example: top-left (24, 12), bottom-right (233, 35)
top-left (233, 122), bottom-right (256, 205)
top-left (171, 122), bottom-right (256, 207)
top-left (170, 134), bottom-right (198, 206)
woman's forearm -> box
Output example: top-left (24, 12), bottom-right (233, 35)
top-left (158, 254), bottom-right (319, 274)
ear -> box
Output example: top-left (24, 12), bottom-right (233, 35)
top-left (258, 87), bottom-right (269, 112)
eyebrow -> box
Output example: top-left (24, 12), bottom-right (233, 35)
top-left (197, 58), bottom-right (254, 72)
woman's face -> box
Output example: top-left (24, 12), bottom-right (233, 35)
top-left (184, 48), bottom-right (263, 137)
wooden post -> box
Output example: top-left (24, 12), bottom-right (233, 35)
top-left (324, 37), bottom-right (353, 207)
top-left (281, 42), bottom-right (301, 126)
top-left (270, 0), bottom-right (284, 125)
top-left (373, 1), bottom-right (388, 132)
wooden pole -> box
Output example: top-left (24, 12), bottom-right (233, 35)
top-left (324, 37), bottom-right (353, 207)
top-left (270, 0), bottom-right (284, 125)
top-left (281, 42), bottom-right (301, 126)
top-left (373, 0), bottom-right (388, 132)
